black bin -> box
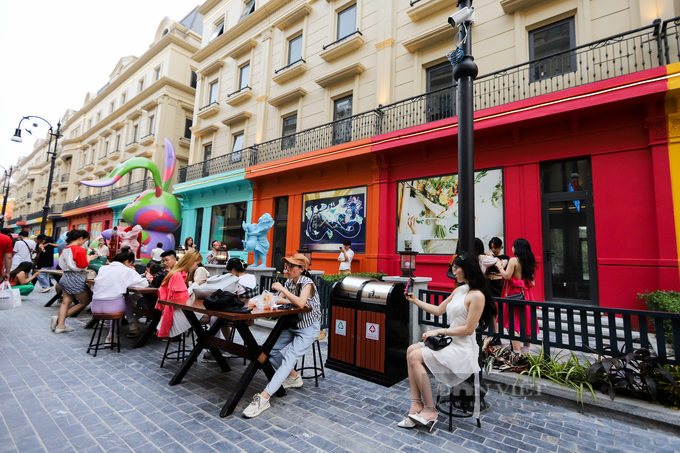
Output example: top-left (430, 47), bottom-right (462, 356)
top-left (326, 276), bottom-right (410, 387)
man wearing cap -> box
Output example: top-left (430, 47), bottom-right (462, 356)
top-left (242, 253), bottom-right (321, 418)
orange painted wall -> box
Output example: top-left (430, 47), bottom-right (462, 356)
top-left (248, 148), bottom-right (380, 275)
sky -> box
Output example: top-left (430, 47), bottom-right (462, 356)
top-left (0, 0), bottom-right (202, 178)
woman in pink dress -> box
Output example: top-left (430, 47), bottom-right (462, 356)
top-left (493, 238), bottom-right (538, 353)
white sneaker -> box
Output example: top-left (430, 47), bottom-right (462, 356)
top-left (54, 326), bottom-right (75, 334)
top-left (104, 335), bottom-right (118, 346)
top-left (51, 316), bottom-right (58, 332)
top-left (243, 393), bottom-right (270, 418)
top-left (40, 287), bottom-right (52, 293)
top-left (282, 374), bottom-right (303, 389)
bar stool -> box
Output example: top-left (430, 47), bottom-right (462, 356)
top-left (160, 329), bottom-right (196, 368)
top-left (296, 330), bottom-right (326, 387)
top-left (87, 312), bottom-right (124, 357)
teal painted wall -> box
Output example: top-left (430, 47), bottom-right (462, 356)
top-left (175, 173), bottom-right (252, 263)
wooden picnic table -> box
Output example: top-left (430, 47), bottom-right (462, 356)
top-left (157, 297), bottom-right (310, 417)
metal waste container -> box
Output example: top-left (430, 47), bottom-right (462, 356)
top-left (326, 276), bottom-right (410, 387)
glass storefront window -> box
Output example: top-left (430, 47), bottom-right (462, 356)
top-left (541, 158), bottom-right (590, 194)
top-left (210, 202), bottom-right (248, 250)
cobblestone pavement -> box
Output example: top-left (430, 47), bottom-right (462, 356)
top-left (1, 291), bottom-right (679, 453)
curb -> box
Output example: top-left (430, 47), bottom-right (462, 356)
top-left (484, 369), bottom-right (680, 435)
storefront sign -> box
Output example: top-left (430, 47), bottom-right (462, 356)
top-left (397, 169), bottom-right (504, 254)
top-left (300, 186), bottom-right (366, 252)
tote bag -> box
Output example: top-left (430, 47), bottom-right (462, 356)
top-left (0, 281), bottom-right (22, 310)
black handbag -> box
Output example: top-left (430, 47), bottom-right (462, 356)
top-left (204, 289), bottom-right (251, 313)
top-left (425, 334), bottom-right (452, 351)
top-left (504, 292), bottom-right (525, 301)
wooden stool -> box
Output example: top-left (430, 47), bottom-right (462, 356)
top-left (160, 329), bottom-right (196, 368)
top-left (87, 312), bottom-right (124, 357)
top-left (296, 330), bottom-right (326, 387)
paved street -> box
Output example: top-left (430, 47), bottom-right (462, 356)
top-left (1, 290), bottom-right (679, 453)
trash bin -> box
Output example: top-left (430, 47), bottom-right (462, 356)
top-left (326, 276), bottom-right (410, 387)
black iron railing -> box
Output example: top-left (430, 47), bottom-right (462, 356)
top-left (199, 101), bottom-right (219, 111)
top-left (98, 155), bottom-right (107, 162)
top-left (258, 275), bottom-right (333, 330)
top-left (178, 148), bottom-right (257, 182)
top-left (323, 30), bottom-right (363, 51)
top-left (50, 204), bottom-right (64, 215)
top-left (418, 289), bottom-right (680, 365)
top-left (275, 58), bottom-right (306, 74)
top-left (62, 178), bottom-right (154, 211)
top-left (139, 133), bottom-right (154, 142)
top-left (125, 141), bottom-right (138, 148)
top-left (26, 211), bottom-right (42, 221)
top-left (227, 86), bottom-right (251, 98)
top-left (179, 17), bottom-right (680, 183)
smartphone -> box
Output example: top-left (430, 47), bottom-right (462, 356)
top-left (405, 277), bottom-right (414, 296)
top-left (339, 246), bottom-right (343, 250)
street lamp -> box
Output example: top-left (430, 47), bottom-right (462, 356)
top-left (448, 0), bottom-right (477, 254)
top-left (0, 165), bottom-right (13, 229)
top-left (10, 116), bottom-right (62, 236)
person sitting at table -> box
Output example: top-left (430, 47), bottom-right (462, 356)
top-left (9, 261), bottom-right (41, 296)
top-left (202, 258), bottom-right (256, 364)
top-left (188, 263), bottom-right (209, 286)
top-left (142, 260), bottom-right (159, 281)
top-left (156, 250), bottom-right (203, 338)
top-left (242, 254), bottom-right (321, 419)
top-left (139, 250), bottom-right (176, 310)
top-left (91, 249), bottom-right (149, 343)
top-left (52, 229), bottom-right (96, 334)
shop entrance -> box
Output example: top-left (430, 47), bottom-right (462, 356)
top-left (541, 158), bottom-right (598, 305)
top-left (272, 197), bottom-right (288, 272)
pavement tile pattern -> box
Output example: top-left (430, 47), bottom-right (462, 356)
top-left (1, 291), bottom-right (679, 452)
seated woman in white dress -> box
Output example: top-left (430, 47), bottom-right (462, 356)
top-left (401, 251), bottom-right (497, 432)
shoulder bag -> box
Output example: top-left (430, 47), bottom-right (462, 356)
top-left (425, 334), bottom-right (452, 351)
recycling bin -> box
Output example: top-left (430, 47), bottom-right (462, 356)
top-left (326, 276), bottom-right (410, 387)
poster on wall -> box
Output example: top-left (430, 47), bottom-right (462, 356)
top-left (397, 169), bottom-right (504, 255)
top-left (300, 186), bottom-right (366, 252)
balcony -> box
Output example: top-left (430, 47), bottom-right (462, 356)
top-left (139, 133), bottom-right (155, 146)
top-left (272, 59), bottom-right (308, 85)
top-left (98, 154), bottom-right (109, 165)
top-left (225, 87), bottom-right (253, 106)
top-left (62, 177), bottom-right (154, 211)
top-left (178, 17), bottom-right (678, 182)
top-left (125, 141), bottom-right (138, 153)
top-left (319, 31), bottom-right (364, 62)
top-left (76, 166), bottom-right (86, 175)
top-left (27, 210), bottom-right (43, 221)
top-left (84, 162), bottom-right (95, 172)
top-left (109, 149), bottom-right (121, 160)
top-left (49, 204), bottom-right (64, 217)
top-left (197, 101), bottom-right (220, 119)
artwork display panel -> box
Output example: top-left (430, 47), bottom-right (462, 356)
top-left (300, 186), bottom-right (366, 252)
top-left (397, 169), bottom-right (504, 255)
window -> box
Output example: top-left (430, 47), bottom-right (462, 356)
top-left (88, 118), bottom-right (93, 130)
top-left (239, 64), bottom-right (250, 90)
top-left (337, 4), bottom-right (357, 40)
top-left (154, 66), bottom-right (161, 81)
top-left (425, 62), bottom-right (456, 121)
top-left (96, 112), bottom-right (101, 123)
top-left (239, 0), bottom-right (255, 22)
top-left (231, 133), bottom-right (244, 162)
top-left (121, 92), bottom-right (127, 104)
top-left (194, 207), bottom-right (203, 251)
top-left (209, 202), bottom-right (248, 249)
top-left (139, 78), bottom-right (145, 93)
top-left (288, 35), bottom-right (303, 65)
top-left (115, 134), bottom-right (121, 151)
top-left (110, 101), bottom-right (115, 113)
top-left (133, 124), bottom-right (139, 142)
top-left (332, 95), bottom-right (353, 145)
top-left (209, 80), bottom-right (219, 104)
top-left (148, 116), bottom-right (155, 134)
top-left (529, 17), bottom-right (576, 82)
top-left (202, 143), bottom-right (212, 177)
top-left (184, 118), bottom-right (193, 139)
top-left (104, 141), bottom-right (109, 156)
top-left (210, 21), bottom-right (224, 41)
top-left (281, 114), bottom-right (297, 150)
top-left (190, 70), bottom-right (197, 89)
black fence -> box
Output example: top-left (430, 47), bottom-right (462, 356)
top-left (258, 274), bottom-right (333, 330)
top-left (62, 178), bottom-right (155, 211)
top-left (26, 211), bottom-right (43, 221)
top-left (178, 148), bottom-right (257, 183)
top-left (418, 289), bottom-right (680, 365)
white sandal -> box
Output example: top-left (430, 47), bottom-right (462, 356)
top-left (398, 398), bottom-right (422, 429)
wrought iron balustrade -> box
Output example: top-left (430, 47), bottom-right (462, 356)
top-left (50, 204), bottom-right (63, 215)
top-left (179, 149), bottom-right (257, 182)
top-left (62, 178), bottom-right (154, 211)
top-left (26, 211), bottom-right (43, 221)
top-left (418, 289), bottom-right (680, 365)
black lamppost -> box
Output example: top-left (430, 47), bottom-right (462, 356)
top-left (11, 116), bottom-right (62, 236)
top-left (450, 0), bottom-right (477, 254)
top-left (0, 165), bottom-right (12, 229)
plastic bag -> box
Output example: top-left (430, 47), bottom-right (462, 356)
top-left (0, 281), bottom-right (22, 310)
top-left (254, 290), bottom-right (281, 310)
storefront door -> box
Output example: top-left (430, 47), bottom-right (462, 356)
top-left (272, 197), bottom-right (288, 272)
top-left (541, 159), bottom-right (598, 305)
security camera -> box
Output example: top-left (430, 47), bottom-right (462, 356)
top-left (448, 6), bottom-right (475, 28)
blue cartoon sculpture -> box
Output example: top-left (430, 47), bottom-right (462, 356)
top-left (80, 138), bottom-right (181, 258)
top-left (243, 213), bottom-right (275, 267)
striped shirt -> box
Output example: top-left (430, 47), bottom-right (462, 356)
top-left (284, 275), bottom-right (321, 329)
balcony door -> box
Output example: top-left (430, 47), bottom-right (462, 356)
top-left (272, 197), bottom-right (289, 272)
top-left (332, 95), bottom-right (353, 146)
top-left (426, 62), bottom-right (456, 122)
top-left (541, 158), bottom-right (598, 304)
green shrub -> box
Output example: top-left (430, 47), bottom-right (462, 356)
top-left (321, 272), bottom-right (386, 284)
top-left (655, 364), bottom-right (680, 410)
top-left (637, 290), bottom-right (680, 344)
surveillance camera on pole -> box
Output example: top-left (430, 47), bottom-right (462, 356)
top-left (448, 6), bottom-right (475, 29)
